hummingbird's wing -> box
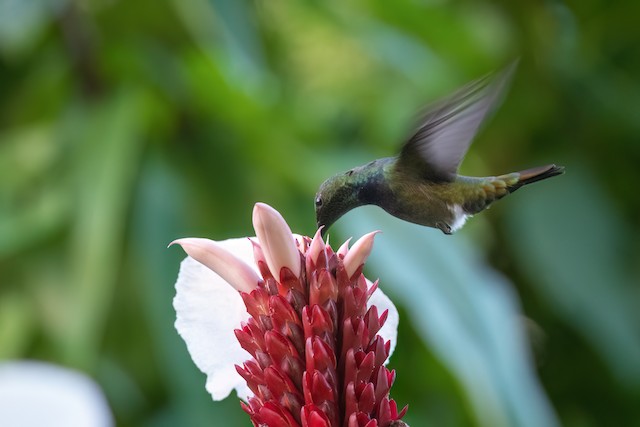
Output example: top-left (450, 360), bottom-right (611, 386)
top-left (398, 63), bottom-right (516, 182)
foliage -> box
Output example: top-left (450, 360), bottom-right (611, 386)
top-left (1, 0), bottom-right (639, 426)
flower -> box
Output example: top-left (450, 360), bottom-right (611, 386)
top-left (0, 361), bottom-right (114, 427)
top-left (172, 203), bottom-right (407, 426)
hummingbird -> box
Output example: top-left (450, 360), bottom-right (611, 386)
top-left (315, 65), bottom-right (564, 235)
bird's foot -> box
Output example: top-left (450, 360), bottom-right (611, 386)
top-left (436, 222), bottom-right (453, 235)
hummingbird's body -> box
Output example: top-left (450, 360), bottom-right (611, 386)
top-left (315, 64), bottom-right (564, 234)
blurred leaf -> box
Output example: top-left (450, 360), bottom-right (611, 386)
top-left (59, 91), bottom-right (147, 368)
top-left (0, 292), bottom-right (35, 359)
top-left (505, 163), bottom-right (640, 387)
top-left (0, 0), bottom-right (66, 58)
top-left (338, 208), bottom-right (558, 427)
top-left (0, 124), bottom-right (58, 186)
top-left (0, 125), bottom-right (70, 256)
top-left (172, 0), bottom-right (269, 94)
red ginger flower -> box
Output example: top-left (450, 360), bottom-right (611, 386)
top-left (172, 203), bottom-right (407, 427)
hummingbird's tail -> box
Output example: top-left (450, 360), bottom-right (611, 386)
top-left (462, 164), bottom-right (564, 216)
top-left (506, 164), bottom-right (565, 193)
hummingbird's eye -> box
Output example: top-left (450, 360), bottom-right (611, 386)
top-left (315, 196), bottom-right (323, 207)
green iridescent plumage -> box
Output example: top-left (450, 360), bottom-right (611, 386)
top-left (315, 65), bottom-right (564, 235)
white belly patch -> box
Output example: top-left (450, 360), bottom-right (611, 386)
top-left (449, 204), bottom-right (470, 232)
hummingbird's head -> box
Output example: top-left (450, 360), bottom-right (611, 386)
top-left (315, 172), bottom-right (361, 237)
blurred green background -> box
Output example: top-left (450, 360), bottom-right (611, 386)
top-left (1, 0), bottom-right (639, 426)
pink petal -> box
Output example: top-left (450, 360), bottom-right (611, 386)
top-left (366, 280), bottom-right (398, 361)
top-left (307, 228), bottom-right (326, 265)
top-left (343, 231), bottom-right (380, 278)
top-left (170, 238), bottom-right (260, 293)
top-left (252, 203), bottom-right (301, 279)
top-left (337, 238), bottom-right (352, 258)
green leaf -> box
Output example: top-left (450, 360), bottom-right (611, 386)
top-left (0, 292), bottom-right (35, 359)
top-left (59, 91), bottom-right (147, 368)
top-left (505, 163), bottom-right (640, 386)
top-left (0, 125), bottom-right (70, 256)
top-left (0, 0), bottom-right (63, 57)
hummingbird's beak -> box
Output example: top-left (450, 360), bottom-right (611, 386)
top-left (319, 223), bottom-right (327, 238)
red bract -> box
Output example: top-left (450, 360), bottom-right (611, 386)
top-left (237, 235), bottom-right (407, 427)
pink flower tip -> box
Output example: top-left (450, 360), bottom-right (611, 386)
top-left (343, 231), bottom-right (381, 278)
top-left (170, 237), bottom-right (261, 293)
top-left (308, 227), bottom-right (327, 265)
top-left (252, 202), bottom-right (302, 280)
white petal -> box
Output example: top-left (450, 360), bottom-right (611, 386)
top-left (367, 283), bottom-right (399, 361)
top-left (174, 237), bottom-right (258, 401)
top-left (0, 361), bottom-right (113, 427)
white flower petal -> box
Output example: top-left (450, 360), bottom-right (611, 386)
top-left (173, 237), bottom-right (258, 401)
top-left (367, 283), bottom-right (399, 361)
top-left (0, 361), bottom-right (113, 427)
